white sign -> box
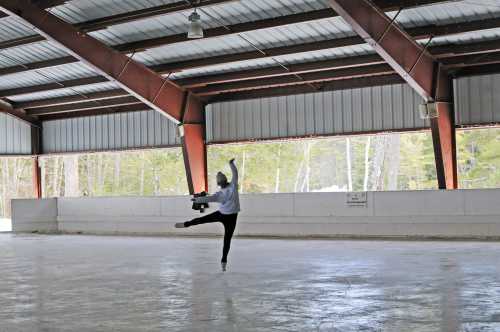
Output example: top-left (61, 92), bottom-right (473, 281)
top-left (346, 192), bottom-right (367, 207)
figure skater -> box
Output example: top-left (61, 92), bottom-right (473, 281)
top-left (175, 158), bottom-right (240, 272)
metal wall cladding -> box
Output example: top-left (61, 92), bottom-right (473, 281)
top-left (0, 113), bottom-right (32, 154)
top-left (206, 83), bottom-right (428, 143)
top-left (455, 74), bottom-right (500, 126)
top-left (42, 110), bottom-right (180, 153)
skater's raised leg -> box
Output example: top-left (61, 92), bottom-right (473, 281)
top-left (178, 211), bottom-right (223, 228)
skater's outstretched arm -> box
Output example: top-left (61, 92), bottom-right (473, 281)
top-left (193, 191), bottom-right (223, 204)
top-left (229, 159), bottom-right (238, 186)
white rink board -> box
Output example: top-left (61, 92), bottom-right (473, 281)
top-left (11, 189), bottom-right (500, 239)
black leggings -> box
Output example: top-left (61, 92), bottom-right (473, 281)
top-left (185, 211), bottom-right (238, 263)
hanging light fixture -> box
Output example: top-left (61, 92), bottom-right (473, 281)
top-left (188, 9), bottom-right (204, 39)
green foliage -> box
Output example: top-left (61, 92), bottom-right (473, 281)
top-left (209, 132), bottom-right (440, 193)
top-left (458, 128), bottom-right (500, 189)
top-left (41, 148), bottom-right (188, 198)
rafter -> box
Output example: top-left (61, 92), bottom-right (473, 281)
top-left (15, 89), bottom-right (128, 109)
top-left (4, 37), bottom-right (500, 102)
top-left (1, 13), bottom-right (499, 95)
top-left (38, 103), bottom-right (149, 121)
top-left (26, 96), bottom-right (141, 116)
top-left (209, 74), bottom-right (405, 102)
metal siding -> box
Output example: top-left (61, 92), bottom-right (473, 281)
top-left (0, 114), bottom-right (32, 154)
top-left (42, 110), bottom-right (178, 153)
top-left (206, 83), bottom-right (428, 142)
top-left (342, 89), bottom-right (352, 133)
top-left (278, 96), bottom-right (288, 138)
top-left (269, 97), bottom-right (279, 139)
top-left (455, 74), bottom-right (500, 126)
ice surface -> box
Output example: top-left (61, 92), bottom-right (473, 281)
top-left (1, 234), bottom-right (500, 331)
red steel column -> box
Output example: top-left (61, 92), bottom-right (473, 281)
top-left (431, 67), bottom-right (458, 189)
top-left (330, 0), bottom-right (457, 189)
top-left (33, 157), bottom-right (42, 199)
top-left (180, 93), bottom-right (208, 194)
top-left (31, 126), bottom-right (42, 198)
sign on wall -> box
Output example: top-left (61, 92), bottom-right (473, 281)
top-left (346, 192), bottom-right (368, 207)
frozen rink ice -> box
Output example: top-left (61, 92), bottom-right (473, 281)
top-left (1, 234), bottom-right (500, 331)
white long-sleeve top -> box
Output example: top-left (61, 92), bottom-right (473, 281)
top-left (195, 162), bottom-right (240, 215)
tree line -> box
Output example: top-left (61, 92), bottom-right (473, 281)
top-left (0, 129), bottom-right (499, 218)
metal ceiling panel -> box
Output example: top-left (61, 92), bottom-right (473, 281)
top-left (0, 41), bottom-right (69, 68)
top-left (7, 81), bottom-right (121, 103)
top-left (0, 62), bottom-right (99, 90)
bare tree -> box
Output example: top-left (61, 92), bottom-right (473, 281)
top-left (240, 150), bottom-right (246, 193)
top-left (52, 157), bottom-right (59, 196)
top-left (64, 155), bottom-right (80, 197)
top-left (370, 136), bottom-right (388, 191)
top-left (386, 134), bottom-right (401, 191)
top-left (1, 159), bottom-right (8, 217)
top-left (139, 152), bottom-right (145, 195)
top-left (113, 153), bottom-right (121, 191)
top-left (346, 137), bottom-right (353, 192)
top-left (275, 143), bottom-right (282, 193)
top-left (363, 136), bottom-right (371, 191)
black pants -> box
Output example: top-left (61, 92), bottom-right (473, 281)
top-left (185, 211), bottom-right (238, 263)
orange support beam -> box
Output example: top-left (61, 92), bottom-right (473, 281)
top-left (180, 94), bottom-right (208, 194)
top-left (431, 102), bottom-right (458, 189)
top-left (329, 0), bottom-right (457, 189)
top-left (33, 157), bottom-right (42, 199)
top-left (31, 126), bottom-right (42, 198)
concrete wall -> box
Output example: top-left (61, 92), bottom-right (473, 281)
top-left (11, 189), bottom-right (500, 239)
top-left (11, 198), bottom-right (58, 233)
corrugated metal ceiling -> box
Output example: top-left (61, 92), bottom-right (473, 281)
top-left (7, 81), bottom-right (121, 103)
top-left (1, 0), bottom-right (500, 102)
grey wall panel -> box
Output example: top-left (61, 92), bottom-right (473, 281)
top-left (206, 83), bottom-right (428, 143)
top-left (42, 110), bottom-right (180, 153)
top-left (0, 113), bottom-right (32, 154)
top-left (455, 74), bottom-right (500, 126)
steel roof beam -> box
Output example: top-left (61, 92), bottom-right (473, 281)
top-left (38, 103), bottom-right (150, 121)
top-left (26, 96), bottom-right (141, 116)
top-left (210, 74), bottom-right (405, 102)
top-left (15, 89), bottom-right (129, 109)
top-left (193, 64), bottom-right (395, 95)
